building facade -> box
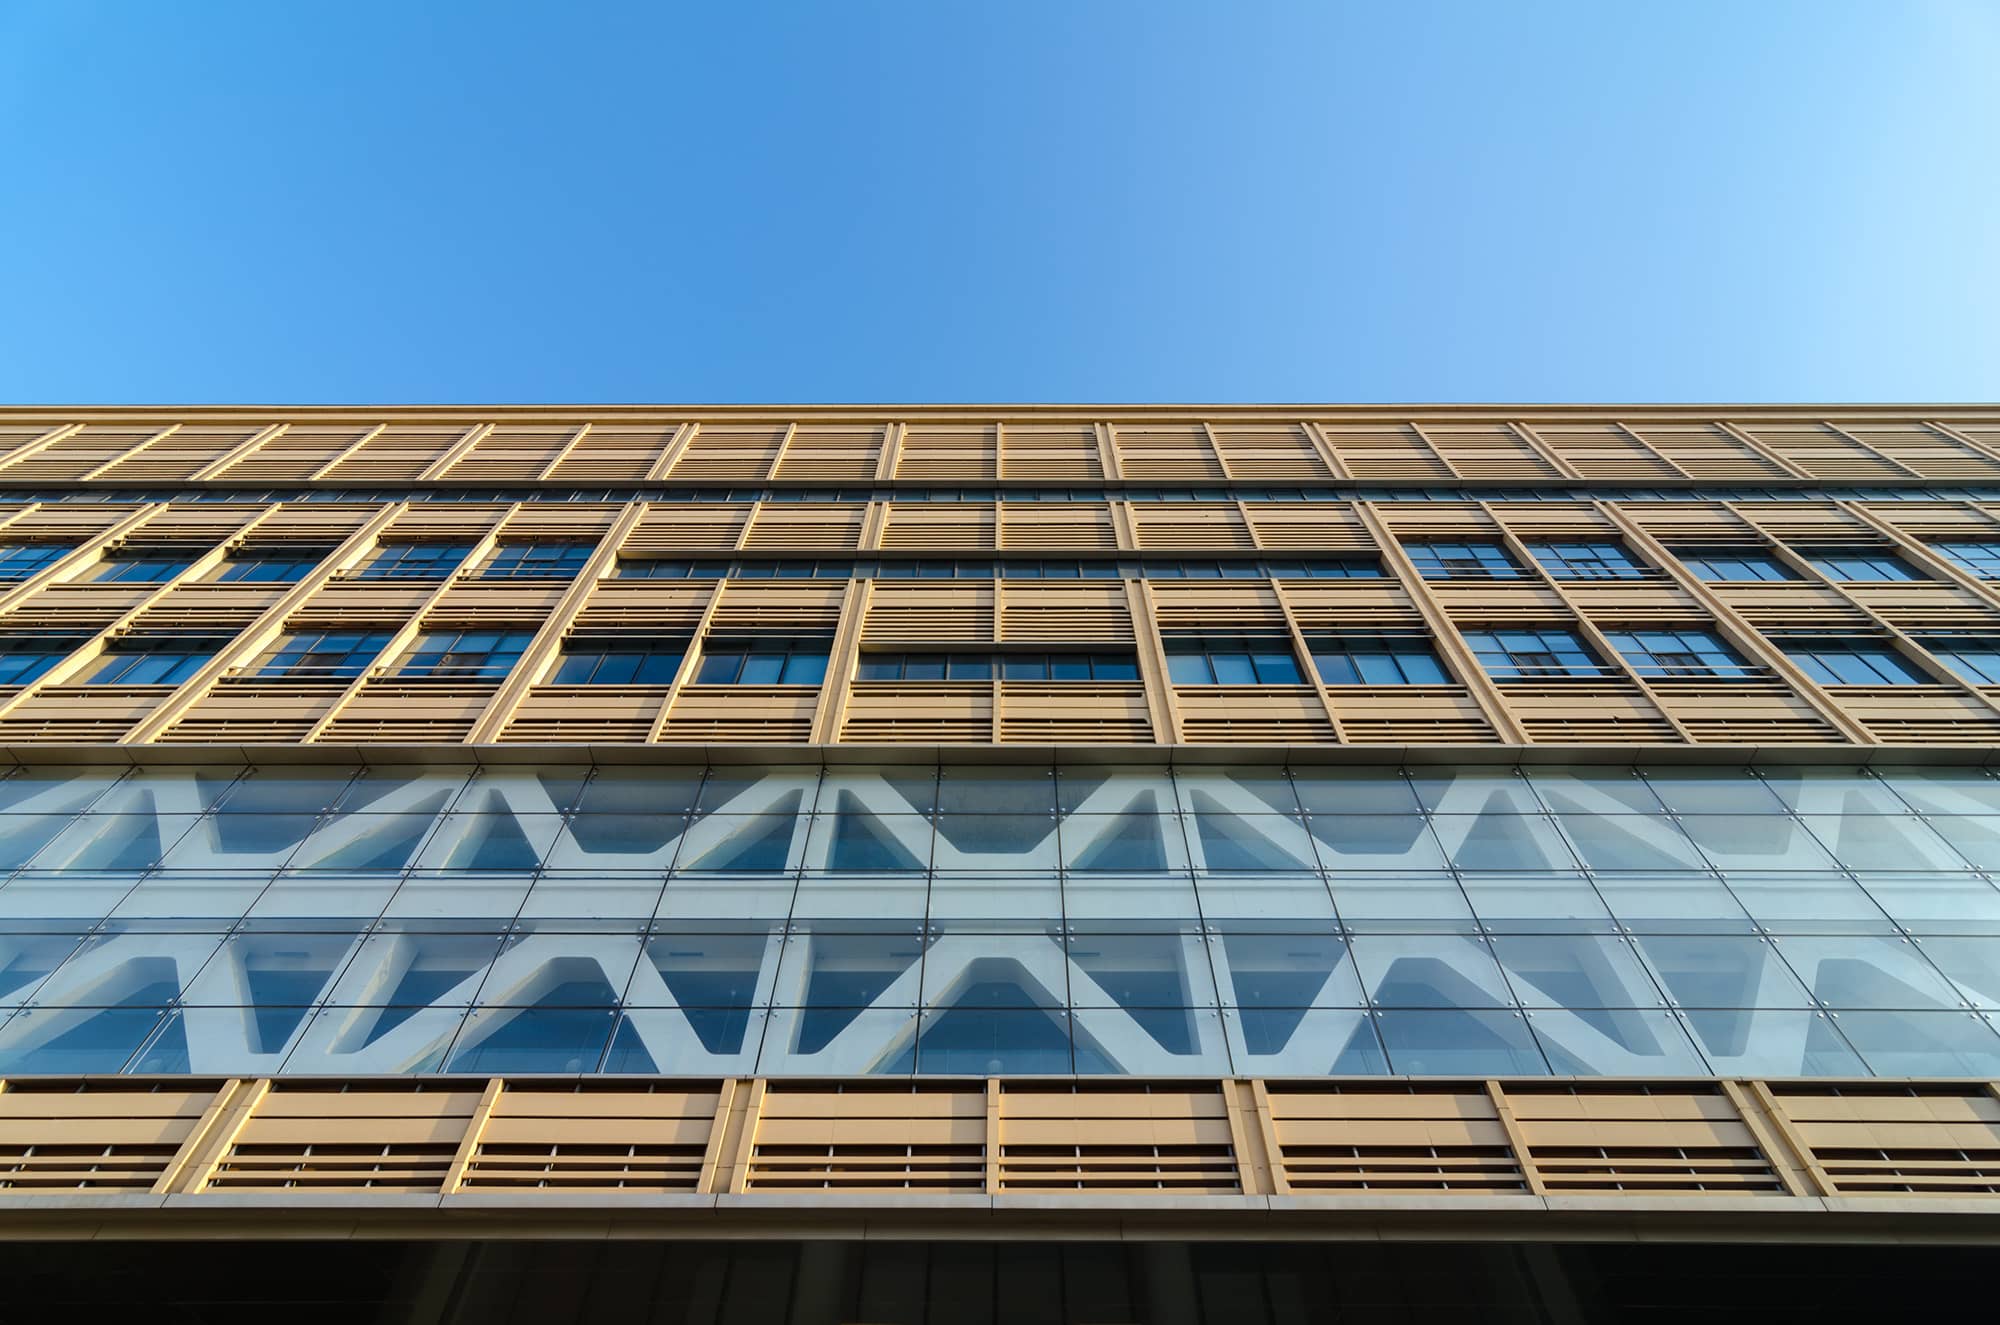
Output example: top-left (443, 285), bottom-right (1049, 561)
top-left (2, 406), bottom-right (2000, 1318)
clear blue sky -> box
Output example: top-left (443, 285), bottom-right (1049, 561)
top-left (3, 2), bottom-right (1997, 404)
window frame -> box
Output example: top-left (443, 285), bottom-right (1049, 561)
top-left (1459, 628), bottom-right (1610, 680)
top-left (1307, 634), bottom-right (1453, 686)
top-left (393, 629), bottom-right (537, 680)
top-left (1401, 541), bottom-right (1527, 581)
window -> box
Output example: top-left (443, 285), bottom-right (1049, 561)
top-left (1262, 559), bottom-right (1385, 580)
top-left (1165, 637), bottom-right (1304, 685)
top-left (856, 652), bottom-right (1140, 681)
top-left (0, 545), bottom-right (69, 582)
top-left (1782, 639), bottom-right (1930, 686)
top-left (1141, 561), bottom-right (1265, 580)
top-left (857, 653), bottom-right (994, 681)
top-left (1309, 635), bottom-right (1451, 685)
top-left (616, 560), bottom-right (728, 580)
top-left (395, 630), bottom-right (535, 680)
top-left (255, 631), bottom-right (391, 680)
top-left (1914, 636), bottom-right (2000, 686)
top-left (1671, 548), bottom-right (1798, 582)
top-left (1461, 629), bottom-right (1606, 679)
top-left (1402, 541), bottom-right (1524, 580)
top-left (355, 544), bottom-right (470, 580)
top-left (999, 561), bottom-right (1121, 579)
top-left (1804, 548), bottom-right (1925, 582)
top-left (695, 640), bottom-right (830, 685)
top-left (1602, 629), bottom-right (1756, 678)
top-left (553, 639), bottom-right (688, 685)
top-left (214, 550), bottom-right (334, 583)
top-left (732, 561), bottom-right (851, 579)
top-left (874, 561), bottom-right (995, 579)
top-left (83, 640), bottom-right (224, 686)
top-left (1527, 541), bottom-right (1646, 580)
top-left (0, 636), bottom-right (83, 686)
top-left (91, 553), bottom-right (196, 583)
top-left (479, 543), bottom-right (596, 580)
top-left (1000, 653), bottom-right (1139, 680)
top-left (1932, 542), bottom-right (2000, 579)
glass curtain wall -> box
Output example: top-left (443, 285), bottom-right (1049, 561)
top-left (0, 761), bottom-right (1997, 1079)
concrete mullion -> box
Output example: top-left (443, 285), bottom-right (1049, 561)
top-left (1270, 579), bottom-right (1347, 742)
top-left (1127, 579), bottom-right (1181, 744)
top-left (1298, 420), bottom-right (1350, 479)
top-left (807, 578), bottom-right (870, 744)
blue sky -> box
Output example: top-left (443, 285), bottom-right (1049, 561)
top-left (2, 2), bottom-right (1997, 404)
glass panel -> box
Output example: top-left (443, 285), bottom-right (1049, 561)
top-left (1347, 934), bottom-right (1513, 1008)
top-left (1833, 1010), bottom-right (2000, 1077)
top-left (1679, 816), bottom-right (1839, 870)
top-left (1799, 814), bottom-right (1969, 871)
top-left (1374, 1009), bottom-right (1548, 1075)
top-left (1773, 935), bottom-right (1965, 1010)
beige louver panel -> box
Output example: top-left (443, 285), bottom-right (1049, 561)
top-left (1319, 424), bottom-right (1452, 479)
top-left (436, 426), bottom-right (580, 482)
top-left (0, 425), bottom-right (169, 480)
top-left (741, 504), bottom-right (867, 551)
top-left (999, 424), bottom-right (1102, 480)
top-left (90, 426), bottom-right (272, 482)
top-left (707, 583), bottom-right (846, 633)
top-left (543, 425), bottom-right (682, 482)
top-left (1422, 424), bottom-right (1561, 479)
top-left (1113, 425), bottom-right (1225, 480)
top-left (1209, 426), bottom-right (1333, 479)
top-left (1837, 424), bottom-right (2000, 480)
top-left (1531, 424), bottom-right (1680, 478)
top-left (1623, 424), bottom-right (1790, 479)
top-left (997, 502), bottom-right (1118, 550)
top-left (997, 583), bottom-right (1132, 642)
top-left (666, 425), bottom-right (788, 481)
top-left (1131, 503), bottom-right (1253, 549)
top-left (880, 503), bottom-right (996, 551)
top-left (864, 584), bottom-right (995, 643)
top-left (1149, 583), bottom-right (1287, 631)
top-left (622, 505), bottom-right (750, 552)
top-left (1734, 424), bottom-right (1911, 480)
top-left (459, 1082), bottom-right (720, 1192)
top-left (775, 426), bottom-right (884, 481)
top-left (316, 425), bottom-right (476, 481)
top-left (210, 425), bottom-right (382, 481)
top-left (571, 583), bottom-right (712, 633)
top-left (896, 425), bottom-right (997, 480)
top-left (1245, 503), bottom-right (1369, 550)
